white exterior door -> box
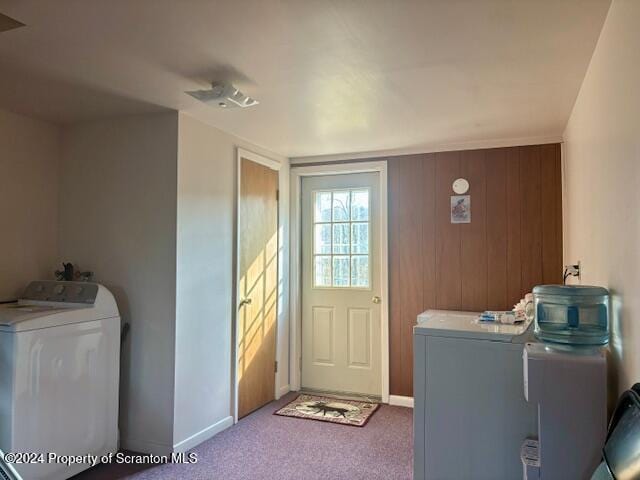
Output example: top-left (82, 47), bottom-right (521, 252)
top-left (301, 172), bottom-right (381, 397)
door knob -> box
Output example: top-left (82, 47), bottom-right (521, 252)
top-left (239, 298), bottom-right (252, 308)
top-left (372, 296), bottom-right (381, 304)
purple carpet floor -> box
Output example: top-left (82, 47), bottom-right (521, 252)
top-left (73, 392), bottom-right (413, 480)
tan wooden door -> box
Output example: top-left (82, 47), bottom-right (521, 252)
top-left (237, 157), bottom-right (279, 418)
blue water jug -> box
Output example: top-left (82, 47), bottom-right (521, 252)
top-left (533, 285), bottom-right (609, 345)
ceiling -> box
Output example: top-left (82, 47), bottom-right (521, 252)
top-left (0, 0), bottom-right (610, 158)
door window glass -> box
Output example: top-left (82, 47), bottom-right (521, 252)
top-left (313, 189), bottom-right (370, 288)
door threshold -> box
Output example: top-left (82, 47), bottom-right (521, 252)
top-left (300, 388), bottom-right (382, 404)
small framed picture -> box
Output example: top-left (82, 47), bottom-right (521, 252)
top-left (451, 195), bottom-right (471, 223)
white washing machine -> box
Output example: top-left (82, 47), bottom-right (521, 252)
top-left (0, 281), bottom-right (120, 480)
top-left (413, 310), bottom-right (537, 480)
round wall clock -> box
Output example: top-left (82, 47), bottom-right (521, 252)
top-left (452, 178), bottom-right (469, 194)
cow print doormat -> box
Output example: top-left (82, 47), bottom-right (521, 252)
top-left (274, 394), bottom-right (379, 427)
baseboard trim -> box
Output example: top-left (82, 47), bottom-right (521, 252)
top-left (173, 416), bottom-right (234, 453)
top-left (277, 384), bottom-right (291, 399)
top-left (389, 395), bottom-right (414, 408)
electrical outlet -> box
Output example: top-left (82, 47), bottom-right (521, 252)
top-left (563, 262), bottom-right (581, 284)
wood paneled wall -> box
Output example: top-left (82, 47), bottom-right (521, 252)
top-left (388, 144), bottom-right (562, 396)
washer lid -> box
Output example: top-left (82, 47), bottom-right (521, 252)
top-left (414, 309), bottom-right (532, 342)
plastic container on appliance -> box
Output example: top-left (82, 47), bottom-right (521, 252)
top-left (533, 285), bottom-right (609, 346)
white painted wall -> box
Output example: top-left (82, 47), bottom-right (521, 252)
top-left (59, 112), bottom-right (179, 453)
top-left (563, 0), bottom-right (639, 395)
top-left (173, 113), bottom-right (289, 448)
top-left (173, 114), bottom-right (235, 448)
top-left (58, 110), bottom-right (290, 453)
top-left (0, 108), bottom-right (60, 301)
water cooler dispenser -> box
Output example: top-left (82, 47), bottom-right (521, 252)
top-left (533, 285), bottom-right (609, 346)
top-left (521, 285), bottom-right (609, 479)
top-left (523, 344), bottom-right (606, 479)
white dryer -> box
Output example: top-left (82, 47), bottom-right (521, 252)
top-left (0, 281), bottom-right (120, 480)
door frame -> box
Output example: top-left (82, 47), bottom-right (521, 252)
top-left (233, 148), bottom-right (283, 423)
top-left (289, 161), bottom-right (389, 403)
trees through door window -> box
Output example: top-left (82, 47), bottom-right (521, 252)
top-left (313, 189), bottom-right (370, 288)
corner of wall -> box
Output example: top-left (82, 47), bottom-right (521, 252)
top-left (560, 0), bottom-right (640, 396)
top-left (59, 112), bottom-right (180, 451)
top-left (0, 108), bottom-right (62, 300)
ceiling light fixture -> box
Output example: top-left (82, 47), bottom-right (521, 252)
top-left (186, 83), bottom-right (259, 109)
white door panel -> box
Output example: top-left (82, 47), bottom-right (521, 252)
top-left (347, 308), bottom-right (371, 368)
top-left (301, 172), bottom-right (381, 396)
top-left (311, 306), bottom-right (335, 365)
